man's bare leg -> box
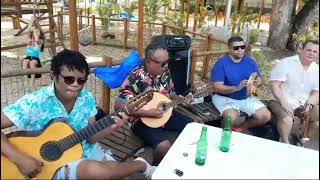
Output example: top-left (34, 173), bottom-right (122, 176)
top-left (276, 115), bottom-right (293, 144)
top-left (152, 140), bottom-right (171, 166)
top-left (239, 107), bottom-right (271, 131)
top-left (76, 159), bottom-right (149, 179)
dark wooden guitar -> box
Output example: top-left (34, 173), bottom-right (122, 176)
top-left (1, 90), bottom-right (153, 179)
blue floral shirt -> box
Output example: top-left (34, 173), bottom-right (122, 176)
top-left (2, 84), bottom-right (98, 159)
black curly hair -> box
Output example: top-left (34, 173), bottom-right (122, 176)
top-left (50, 49), bottom-right (89, 77)
top-left (227, 36), bottom-right (244, 47)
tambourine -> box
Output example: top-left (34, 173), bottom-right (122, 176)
top-left (247, 72), bottom-right (259, 97)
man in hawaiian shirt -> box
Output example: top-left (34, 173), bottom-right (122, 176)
top-left (1, 49), bottom-right (155, 179)
top-left (115, 42), bottom-right (193, 166)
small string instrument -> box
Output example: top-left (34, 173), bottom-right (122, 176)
top-left (295, 104), bottom-right (312, 144)
top-left (140, 84), bottom-right (213, 128)
top-left (247, 72), bottom-right (259, 97)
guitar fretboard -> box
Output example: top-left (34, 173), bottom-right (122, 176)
top-left (57, 112), bottom-right (117, 151)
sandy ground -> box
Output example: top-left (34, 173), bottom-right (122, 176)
top-left (1, 11), bottom-right (318, 179)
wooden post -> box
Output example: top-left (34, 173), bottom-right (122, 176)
top-left (87, 8), bottom-right (90, 25)
top-left (92, 15), bottom-right (96, 45)
top-left (223, 1), bottom-right (227, 26)
top-left (182, 28), bottom-right (186, 35)
top-left (192, 0), bottom-right (199, 37)
top-left (138, 0), bottom-right (144, 56)
top-left (189, 49), bottom-right (196, 85)
top-left (101, 56), bottom-right (112, 114)
top-left (124, 19), bottom-right (128, 49)
top-left (181, 0), bottom-right (185, 27)
top-left (79, 9), bottom-right (83, 30)
top-left (69, 0), bottom-right (79, 51)
top-left (47, 0), bottom-right (56, 55)
top-left (58, 11), bottom-right (64, 39)
top-left (162, 22), bottom-right (167, 35)
top-left (14, 0), bottom-right (22, 30)
top-left (257, 0), bottom-right (264, 29)
top-left (186, 0), bottom-right (190, 30)
top-left (202, 34), bottom-right (213, 79)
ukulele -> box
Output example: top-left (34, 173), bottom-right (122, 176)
top-left (247, 72), bottom-right (259, 97)
top-left (140, 84), bottom-right (213, 128)
top-left (1, 90), bottom-right (153, 180)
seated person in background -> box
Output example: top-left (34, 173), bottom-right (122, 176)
top-left (115, 41), bottom-right (193, 166)
top-left (1, 49), bottom-right (155, 179)
top-left (210, 36), bottom-right (271, 132)
top-left (269, 40), bottom-right (319, 144)
top-left (22, 17), bottom-right (45, 74)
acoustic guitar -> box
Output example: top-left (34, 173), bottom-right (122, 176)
top-left (140, 84), bottom-right (213, 128)
top-left (1, 90), bottom-right (153, 180)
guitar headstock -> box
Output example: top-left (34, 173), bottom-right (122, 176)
top-left (192, 83), bottom-right (213, 98)
top-left (124, 90), bottom-right (154, 114)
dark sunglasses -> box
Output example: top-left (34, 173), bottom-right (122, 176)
top-left (149, 58), bottom-right (169, 68)
top-left (59, 74), bottom-right (88, 85)
top-left (233, 45), bottom-right (246, 50)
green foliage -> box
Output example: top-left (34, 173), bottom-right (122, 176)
top-left (144, 0), bottom-right (164, 23)
top-left (248, 29), bottom-right (261, 45)
top-left (123, 1), bottom-right (138, 19)
top-left (231, 6), bottom-right (259, 36)
top-left (197, 6), bottom-right (209, 28)
top-left (252, 51), bottom-right (270, 78)
top-left (165, 11), bottom-right (185, 34)
top-left (292, 19), bottom-right (319, 48)
top-left (96, 0), bottom-right (121, 31)
top-left (189, 0), bottom-right (196, 13)
top-left (214, 2), bottom-right (224, 13)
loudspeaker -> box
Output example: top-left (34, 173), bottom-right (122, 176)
top-left (150, 35), bottom-right (192, 96)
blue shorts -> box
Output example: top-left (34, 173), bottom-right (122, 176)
top-left (133, 111), bottom-right (192, 149)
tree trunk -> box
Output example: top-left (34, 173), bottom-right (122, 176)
top-left (267, 0), bottom-right (297, 49)
top-left (286, 0), bottom-right (319, 51)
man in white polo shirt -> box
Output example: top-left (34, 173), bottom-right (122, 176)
top-left (269, 40), bottom-right (319, 144)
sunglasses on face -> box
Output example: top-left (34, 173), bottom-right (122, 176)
top-left (233, 45), bottom-right (246, 50)
top-left (149, 58), bottom-right (169, 68)
top-left (59, 74), bottom-right (88, 85)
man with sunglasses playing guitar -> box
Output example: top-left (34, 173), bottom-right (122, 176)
top-left (211, 36), bottom-right (271, 133)
top-left (1, 49), bottom-right (156, 179)
top-left (115, 41), bottom-right (193, 166)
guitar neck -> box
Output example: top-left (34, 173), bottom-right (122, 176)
top-left (169, 93), bottom-right (204, 108)
top-left (57, 111), bottom-right (122, 151)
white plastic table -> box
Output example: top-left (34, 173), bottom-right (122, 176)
top-left (152, 122), bottom-right (319, 179)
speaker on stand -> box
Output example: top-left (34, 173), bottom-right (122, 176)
top-left (150, 35), bottom-right (192, 96)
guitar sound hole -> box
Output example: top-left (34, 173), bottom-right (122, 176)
top-left (161, 104), bottom-right (167, 111)
top-left (40, 141), bottom-right (63, 162)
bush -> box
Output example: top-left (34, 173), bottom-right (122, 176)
top-left (248, 29), bottom-right (261, 45)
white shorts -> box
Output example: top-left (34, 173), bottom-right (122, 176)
top-left (52, 144), bottom-right (115, 180)
top-left (212, 94), bottom-right (265, 117)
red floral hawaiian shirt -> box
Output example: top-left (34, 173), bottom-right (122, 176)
top-left (117, 65), bottom-right (174, 102)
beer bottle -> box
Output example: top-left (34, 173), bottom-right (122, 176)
top-left (195, 126), bottom-right (208, 166)
top-left (219, 115), bottom-right (232, 152)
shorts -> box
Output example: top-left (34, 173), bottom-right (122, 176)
top-left (212, 94), bottom-right (266, 117)
top-left (23, 56), bottom-right (42, 67)
top-left (52, 144), bottom-right (115, 180)
top-left (133, 111), bottom-right (192, 149)
top-left (23, 56), bottom-right (42, 78)
top-left (268, 100), bottom-right (319, 122)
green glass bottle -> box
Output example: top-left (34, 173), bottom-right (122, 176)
top-left (219, 116), bottom-right (232, 152)
top-left (195, 126), bottom-right (208, 166)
